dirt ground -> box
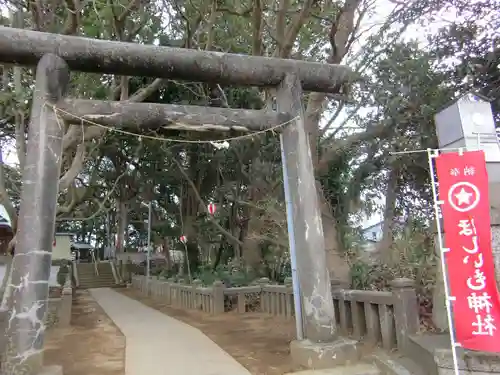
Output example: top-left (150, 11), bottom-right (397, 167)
top-left (44, 290), bottom-right (125, 375)
top-left (119, 288), bottom-right (297, 375)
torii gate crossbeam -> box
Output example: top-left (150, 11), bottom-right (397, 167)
top-left (0, 26), bottom-right (357, 374)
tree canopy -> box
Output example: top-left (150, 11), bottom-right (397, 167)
top-left (0, 0), bottom-right (498, 284)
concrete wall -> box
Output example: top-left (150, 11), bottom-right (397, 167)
top-left (53, 235), bottom-right (71, 260)
top-left (361, 222), bottom-right (383, 242)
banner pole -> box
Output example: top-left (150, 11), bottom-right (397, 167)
top-left (427, 148), bottom-right (461, 375)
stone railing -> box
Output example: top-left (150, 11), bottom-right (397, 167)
top-left (131, 275), bottom-right (225, 314)
top-left (46, 268), bottom-right (74, 328)
top-left (224, 278), bottom-right (294, 316)
top-left (72, 260), bottom-right (79, 288)
top-left (131, 275), bottom-right (293, 315)
top-left (331, 278), bottom-right (419, 352)
top-left (46, 286), bottom-right (72, 328)
top-left (130, 275), bottom-right (418, 352)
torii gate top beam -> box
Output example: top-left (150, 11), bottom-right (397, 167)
top-left (0, 27), bottom-right (355, 93)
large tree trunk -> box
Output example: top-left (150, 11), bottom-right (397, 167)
top-left (318, 187), bottom-right (350, 283)
top-left (378, 167), bottom-right (399, 263)
top-left (242, 214), bottom-right (264, 271)
top-left (304, 0), bottom-right (362, 284)
top-left (182, 213), bottom-right (199, 277)
top-left (162, 237), bottom-right (172, 270)
top-left (116, 200), bottom-right (128, 253)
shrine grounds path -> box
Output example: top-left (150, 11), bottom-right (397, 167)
top-left (89, 288), bottom-right (251, 375)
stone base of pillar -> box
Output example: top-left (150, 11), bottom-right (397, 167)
top-left (38, 366), bottom-right (63, 375)
top-left (435, 348), bottom-right (500, 375)
top-left (290, 337), bottom-right (360, 369)
top-left (408, 333), bottom-right (500, 375)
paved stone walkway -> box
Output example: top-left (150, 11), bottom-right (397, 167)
top-left (90, 288), bottom-right (251, 375)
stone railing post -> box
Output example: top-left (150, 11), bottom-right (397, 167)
top-left (193, 279), bottom-right (202, 309)
top-left (330, 278), bottom-right (342, 291)
top-left (109, 260), bottom-right (119, 285)
top-left (59, 286), bottom-right (72, 328)
top-left (72, 261), bottom-right (79, 288)
top-left (142, 276), bottom-right (148, 295)
top-left (166, 277), bottom-right (174, 304)
top-left (258, 277), bottom-right (270, 313)
top-left (284, 277), bottom-right (294, 317)
top-left (125, 259), bottom-right (132, 284)
top-left (212, 281), bottom-right (225, 314)
top-left (390, 278), bottom-right (419, 353)
top-left (117, 260), bottom-right (123, 281)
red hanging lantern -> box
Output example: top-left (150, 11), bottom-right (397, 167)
top-left (179, 235), bottom-right (187, 244)
top-left (207, 203), bottom-right (216, 215)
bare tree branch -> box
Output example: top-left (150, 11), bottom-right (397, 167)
top-left (62, 0), bottom-right (80, 35)
top-left (59, 143), bottom-right (86, 191)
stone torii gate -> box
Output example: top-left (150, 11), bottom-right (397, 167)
top-left (0, 27), bottom-right (356, 374)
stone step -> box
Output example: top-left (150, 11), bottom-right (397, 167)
top-left (78, 270), bottom-right (113, 274)
top-left (80, 284), bottom-right (116, 287)
top-left (79, 275), bottom-right (114, 278)
top-left (79, 274), bottom-right (113, 277)
top-left (79, 277), bottom-right (116, 282)
top-left (79, 276), bottom-right (114, 279)
top-left (369, 351), bottom-right (426, 375)
top-left (79, 280), bottom-right (116, 284)
top-left (79, 283), bottom-right (117, 288)
top-left (78, 274), bottom-right (114, 278)
top-left (285, 363), bottom-right (380, 375)
top-left (80, 280), bottom-right (115, 283)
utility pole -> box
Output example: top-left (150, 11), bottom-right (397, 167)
top-left (147, 201), bottom-right (151, 282)
top-left (141, 201), bottom-right (152, 284)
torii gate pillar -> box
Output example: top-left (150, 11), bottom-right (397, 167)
top-left (278, 73), bottom-right (360, 369)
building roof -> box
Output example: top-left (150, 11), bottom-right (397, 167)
top-left (361, 222), bottom-right (382, 232)
top-left (0, 204), bottom-right (12, 228)
top-left (71, 242), bottom-right (94, 250)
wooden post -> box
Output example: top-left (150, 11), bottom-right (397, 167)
top-left (2, 54), bottom-right (69, 374)
top-left (277, 73), bottom-right (337, 343)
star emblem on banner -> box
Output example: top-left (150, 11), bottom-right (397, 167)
top-left (448, 182), bottom-right (481, 212)
top-left (455, 188), bottom-right (473, 205)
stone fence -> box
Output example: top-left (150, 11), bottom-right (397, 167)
top-left (331, 278), bottom-right (419, 353)
top-left (45, 285), bottom-right (73, 329)
top-left (45, 264), bottom-right (74, 329)
top-left (131, 275), bottom-right (418, 352)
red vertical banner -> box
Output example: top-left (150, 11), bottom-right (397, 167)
top-left (435, 150), bottom-right (500, 352)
